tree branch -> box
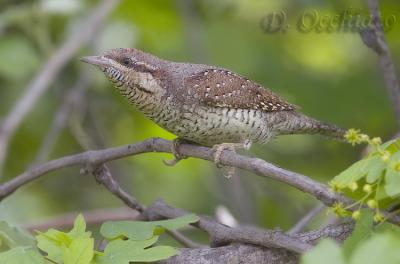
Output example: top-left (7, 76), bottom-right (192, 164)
top-left (0, 137), bottom-right (359, 260)
top-left (89, 164), bottom-right (145, 212)
top-left (162, 244), bottom-right (298, 264)
top-left (88, 162), bottom-right (355, 255)
top-left (360, 0), bottom-right (400, 127)
top-left (0, 138), bottom-right (348, 206)
top-left (0, 138), bottom-right (400, 224)
top-left (288, 204), bottom-right (326, 235)
top-left (166, 230), bottom-right (204, 249)
top-left (88, 163), bottom-right (310, 252)
top-left (0, 0), bottom-right (121, 178)
top-left (145, 199), bottom-right (312, 253)
top-left (163, 221), bottom-right (354, 264)
top-left (89, 163), bottom-right (202, 249)
top-left (1, 138), bottom-right (399, 224)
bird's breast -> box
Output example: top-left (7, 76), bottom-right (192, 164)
top-left (157, 105), bottom-right (273, 146)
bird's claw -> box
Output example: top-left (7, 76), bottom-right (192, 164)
top-left (163, 138), bottom-right (188, 167)
top-left (212, 140), bottom-right (252, 178)
top-left (163, 158), bottom-right (180, 166)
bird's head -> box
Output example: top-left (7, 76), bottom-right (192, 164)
top-left (81, 48), bottom-right (165, 95)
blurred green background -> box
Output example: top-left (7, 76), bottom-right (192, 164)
top-left (0, 0), bottom-right (399, 233)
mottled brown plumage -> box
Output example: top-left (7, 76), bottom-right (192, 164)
top-left (185, 69), bottom-right (296, 112)
top-left (81, 48), bottom-right (345, 147)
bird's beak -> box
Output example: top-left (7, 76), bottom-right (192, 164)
top-left (80, 56), bottom-right (111, 68)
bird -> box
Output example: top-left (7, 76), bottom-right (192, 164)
top-left (81, 48), bottom-right (345, 165)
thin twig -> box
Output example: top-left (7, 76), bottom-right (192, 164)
top-left (91, 162), bottom-right (352, 253)
top-left (166, 230), bottom-right (204, 248)
top-left (90, 164), bottom-right (312, 253)
top-left (0, 0), bottom-right (121, 178)
top-left (89, 164), bottom-right (206, 249)
top-left (89, 164), bottom-right (145, 212)
top-left (145, 199), bottom-right (312, 253)
top-left (73, 120), bottom-right (200, 248)
top-left (360, 0), bottom-right (400, 127)
top-left (287, 204), bottom-right (325, 235)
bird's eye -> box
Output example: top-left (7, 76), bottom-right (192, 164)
top-left (122, 58), bottom-right (131, 66)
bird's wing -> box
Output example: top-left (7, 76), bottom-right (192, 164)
top-left (183, 68), bottom-right (297, 111)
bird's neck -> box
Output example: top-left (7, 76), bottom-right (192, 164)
top-left (114, 73), bottom-right (167, 118)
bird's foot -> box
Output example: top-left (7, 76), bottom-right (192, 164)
top-left (163, 138), bottom-right (190, 166)
top-left (212, 140), bottom-right (252, 178)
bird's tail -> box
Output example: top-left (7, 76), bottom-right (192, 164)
top-left (277, 112), bottom-right (346, 141)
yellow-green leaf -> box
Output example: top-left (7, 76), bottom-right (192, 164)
top-left (95, 236), bottom-right (177, 264)
top-left (0, 246), bottom-right (44, 264)
top-left (301, 239), bottom-right (345, 264)
top-left (62, 238), bottom-right (94, 264)
top-left (385, 167), bottom-right (400, 197)
top-left (100, 214), bottom-right (199, 240)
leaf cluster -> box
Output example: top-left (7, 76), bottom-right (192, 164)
top-left (330, 130), bottom-right (400, 221)
top-left (0, 214), bottom-right (199, 264)
top-left (301, 210), bottom-right (400, 264)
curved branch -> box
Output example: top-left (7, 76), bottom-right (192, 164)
top-left (144, 199), bottom-right (312, 253)
top-left (163, 244), bottom-right (298, 264)
top-left (89, 164), bottom-right (312, 253)
top-left (163, 222), bottom-right (354, 264)
top-left (360, 0), bottom-right (400, 126)
top-left (0, 137), bottom-right (361, 255)
top-left (0, 138), bottom-right (344, 206)
top-left (1, 137), bottom-right (398, 224)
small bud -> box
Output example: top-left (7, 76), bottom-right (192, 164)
top-left (363, 184), bottom-right (373, 193)
top-left (373, 213), bottom-right (384, 223)
top-left (344, 129), bottom-right (363, 146)
top-left (332, 202), bottom-right (349, 217)
top-left (329, 181), bottom-right (344, 193)
top-left (348, 181), bottom-right (358, 192)
top-left (367, 199), bottom-right (377, 209)
top-left (382, 151), bottom-right (391, 163)
top-left (371, 137), bottom-right (382, 145)
top-left (352, 210), bottom-right (361, 220)
top-left (360, 134), bottom-right (369, 142)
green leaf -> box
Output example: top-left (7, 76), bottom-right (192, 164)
top-left (375, 183), bottom-right (391, 201)
top-left (366, 159), bottom-right (385, 183)
top-left (0, 246), bottom-right (44, 264)
top-left (36, 214), bottom-right (94, 264)
top-left (349, 233), bottom-right (400, 264)
top-left (0, 221), bottom-right (35, 250)
top-left (36, 229), bottom-right (70, 263)
top-left (342, 210), bottom-right (373, 257)
top-left (343, 209), bottom-right (400, 258)
top-left (385, 167), bottom-right (400, 197)
top-left (69, 214), bottom-right (91, 239)
top-left (62, 238), bottom-right (94, 264)
top-left (381, 139), bottom-right (400, 152)
top-left (100, 214), bottom-right (199, 240)
top-left (333, 157), bottom-right (379, 186)
top-left (301, 239), bottom-right (345, 264)
top-left (375, 220), bottom-right (400, 235)
top-left (95, 236), bottom-right (177, 264)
